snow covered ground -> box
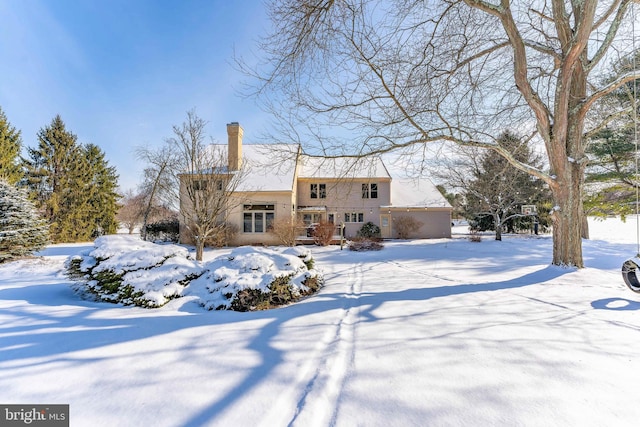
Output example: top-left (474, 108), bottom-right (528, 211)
top-left (2, 217), bottom-right (640, 426)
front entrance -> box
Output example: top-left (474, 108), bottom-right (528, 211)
top-left (380, 214), bottom-right (391, 238)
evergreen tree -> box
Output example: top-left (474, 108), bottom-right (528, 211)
top-left (585, 50), bottom-right (640, 218)
top-left (461, 132), bottom-right (551, 240)
top-left (23, 116), bottom-right (119, 242)
top-left (24, 115), bottom-right (80, 222)
top-left (0, 179), bottom-right (49, 262)
top-left (0, 107), bottom-right (23, 185)
top-left (83, 143), bottom-right (119, 236)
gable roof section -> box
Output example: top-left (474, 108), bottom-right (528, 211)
top-left (383, 178), bottom-right (452, 209)
top-left (207, 143), bottom-right (300, 192)
top-left (298, 155), bottom-right (391, 179)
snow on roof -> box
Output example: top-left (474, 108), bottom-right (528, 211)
top-left (383, 177), bottom-right (452, 208)
top-left (298, 155), bottom-right (391, 179)
top-left (209, 143), bottom-right (300, 192)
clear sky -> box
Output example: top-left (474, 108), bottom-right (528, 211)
top-left (0, 0), bottom-right (271, 191)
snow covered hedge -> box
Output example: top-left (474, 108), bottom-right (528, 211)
top-left (66, 235), bottom-right (322, 310)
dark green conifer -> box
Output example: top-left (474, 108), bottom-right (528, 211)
top-left (0, 107), bottom-right (23, 185)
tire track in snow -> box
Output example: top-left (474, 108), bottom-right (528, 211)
top-left (261, 262), bottom-right (362, 427)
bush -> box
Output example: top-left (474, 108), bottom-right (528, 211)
top-left (394, 216), bottom-right (424, 239)
top-left (348, 237), bottom-right (384, 251)
top-left (469, 229), bottom-right (482, 242)
top-left (194, 246), bottom-right (323, 311)
top-left (66, 235), bottom-right (200, 307)
top-left (269, 217), bottom-right (304, 246)
top-left (357, 221), bottom-right (381, 239)
top-left (143, 218), bottom-right (179, 243)
top-left (312, 221), bottom-right (336, 246)
top-left (206, 222), bottom-right (239, 247)
top-left (67, 237), bottom-right (324, 311)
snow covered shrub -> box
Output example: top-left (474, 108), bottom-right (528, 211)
top-left (357, 221), bottom-right (381, 239)
top-left (348, 237), bottom-right (384, 251)
top-left (394, 216), bottom-right (424, 239)
top-left (190, 246), bottom-right (322, 311)
top-left (67, 235), bottom-right (203, 307)
top-left (67, 236), bottom-right (323, 311)
top-left (0, 179), bottom-right (49, 263)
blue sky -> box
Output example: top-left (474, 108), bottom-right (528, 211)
top-left (0, 0), bottom-right (270, 191)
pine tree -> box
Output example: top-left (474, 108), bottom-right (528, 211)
top-left (0, 107), bottom-right (23, 185)
top-left (0, 179), bottom-right (49, 262)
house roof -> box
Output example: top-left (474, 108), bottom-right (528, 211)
top-left (383, 178), bottom-right (452, 209)
top-left (208, 143), bottom-right (300, 192)
top-left (298, 155), bottom-right (391, 180)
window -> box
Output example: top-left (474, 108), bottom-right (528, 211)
top-left (216, 180), bottom-right (224, 191)
top-left (243, 204), bottom-right (275, 233)
top-left (328, 213), bottom-right (335, 224)
top-left (310, 183), bottom-right (326, 199)
top-left (302, 213), bottom-right (322, 225)
top-left (191, 180), bottom-right (207, 191)
top-left (344, 212), bottom-right (364, 223)
top-left (362, 183), bottom-right (378, 199)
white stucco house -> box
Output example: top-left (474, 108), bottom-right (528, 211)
top-left (179, 122), bottom-right (452, 246)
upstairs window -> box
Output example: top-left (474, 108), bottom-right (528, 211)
top-left (362, 183), bottom-right (378, 199)
top-left (310, 183), bottom-right (326, 199)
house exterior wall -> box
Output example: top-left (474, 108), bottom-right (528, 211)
top-left (228, 191), bottom-right (296, 246)
top-left (296, 178), bottom-right (392, 237)
top-left (389, 209), bottom-right (452, 239)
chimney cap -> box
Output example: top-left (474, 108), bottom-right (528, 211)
top-left (228, 121), bottom-right (240, 125)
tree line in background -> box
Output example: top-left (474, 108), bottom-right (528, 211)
top-left (0, 107), bottom-right (119, 261)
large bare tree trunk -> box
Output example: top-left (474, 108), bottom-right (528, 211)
top-left (551, 172), bottom-right (585, 267)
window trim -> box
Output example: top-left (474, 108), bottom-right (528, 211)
top-left (344, 212), bottom-right (364, 223)
top-left (362, 183), bottom-right (378, 199)
top-left (310, 183), bottom-right (327, 199)
top-left (243, 204), bottom-right (275, 233)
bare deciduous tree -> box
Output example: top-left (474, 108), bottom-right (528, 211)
top-left (246, 0), bottom-right (640, 267)
top-left (116, 189), bottom-right (146, 234)
top-left (169, 110), bottom-right (248, 261)
top-left (136, 144), bottom-right (179, 240)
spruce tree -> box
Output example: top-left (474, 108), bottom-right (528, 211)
top-left (24, 115), bottom-right (80, 224)
top-left (0, 179), bottom-right (49, 262)
top-left (23, 116), bottom-right (120, 242)
top-left (81, 144), bottom-right (119, 237)
top-left (0, 107), bottom-right (23, 185)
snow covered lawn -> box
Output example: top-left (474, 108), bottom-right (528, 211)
top-left (2, 218), bottom-right (640, 426)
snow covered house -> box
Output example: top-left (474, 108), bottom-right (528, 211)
top-left (179, 122), bottom-right (452, 246)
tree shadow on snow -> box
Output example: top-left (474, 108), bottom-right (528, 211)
top-left (0, 264), bottom-right (567, 426)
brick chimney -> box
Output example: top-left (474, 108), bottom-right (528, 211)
top-left (227, 122), bottom-right (243, 171)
